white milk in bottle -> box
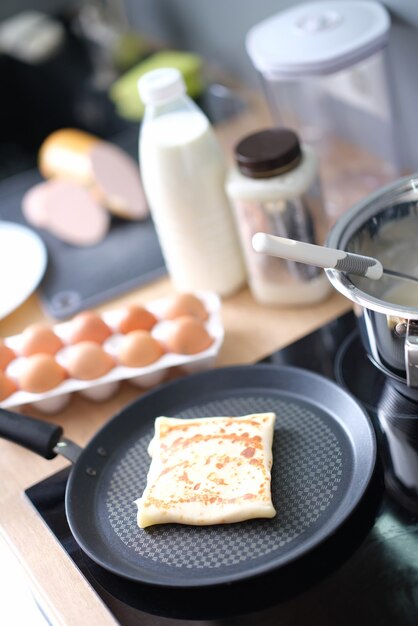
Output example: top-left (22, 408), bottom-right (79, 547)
top-left (137, 68), bottom-right (246, 296)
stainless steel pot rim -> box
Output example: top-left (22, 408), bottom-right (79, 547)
top-left (367, 351), bottom-right (406, 385)
top-left (325, 173), bottom-right (418, 319)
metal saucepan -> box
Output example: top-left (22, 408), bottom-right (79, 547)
top-left (325, 174), bottom-right (418, 395)
top-left (0, 364), bottom-right (377, 601)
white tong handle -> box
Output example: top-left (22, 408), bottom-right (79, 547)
top-left (252, 233), bottom-right (384, 280)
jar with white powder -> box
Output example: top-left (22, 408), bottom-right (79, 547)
top-left (225, 128), bottom-right (331, 305)
top-left (137, 68), bottom-right (246, 297)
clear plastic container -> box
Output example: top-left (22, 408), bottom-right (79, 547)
top-left (225, 128), bottom-right (332, 306)
top-left (246, 1), bottom-right (400, 221)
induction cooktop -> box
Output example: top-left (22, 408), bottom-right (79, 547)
top-left (25, 312), bottom-right (418, 625)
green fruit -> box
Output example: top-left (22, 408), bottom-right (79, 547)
top-left (109, 50), bottom-right (205, 121)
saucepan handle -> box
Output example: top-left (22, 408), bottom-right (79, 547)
top-left (0, 409), bottom-right (63, 459)
top-left (405, 321), bottom-right (418, 387)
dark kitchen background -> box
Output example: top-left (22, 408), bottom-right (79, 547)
top-left (1, 0), bottom-right (418, 181)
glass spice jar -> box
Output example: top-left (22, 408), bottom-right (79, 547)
top-left (225, 127), bottom-right (332, 305)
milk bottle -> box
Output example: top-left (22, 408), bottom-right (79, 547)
top-left (137, 68), bottom-right (246, 296)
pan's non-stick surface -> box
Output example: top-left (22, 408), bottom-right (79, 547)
top-left (66, 364), bottom-right (376, 588)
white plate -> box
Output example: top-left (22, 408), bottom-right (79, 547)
top-left (0, 221), bottom-right (47, 320)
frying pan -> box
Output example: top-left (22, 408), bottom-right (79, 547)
top-left (0, 364), bottom-right (377, 589)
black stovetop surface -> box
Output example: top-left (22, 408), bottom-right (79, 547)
top-left (25, 312), bottom-right (418, 625)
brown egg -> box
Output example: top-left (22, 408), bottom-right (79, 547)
top-left (162, 293), bottom-right (209, 322)
top-left (118, 305), bottom-right (158, 334)
top-left (0, 339), bottom-right (16, 370)
top-left (165, 316), bottom-right (214, 355)
top-left (0, 371), bottom-right (17, 400)
top-left (68, 311), bottom-right (112, 344)
top-left (20, 323), bottom-right (64, 356)
top-left (65, 341), bottom-right (114, 380)
top-left (118, 330), bottom-right (164, 367)
top-left (19, 354), bottom-right (67, 393)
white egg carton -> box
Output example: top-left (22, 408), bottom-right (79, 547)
top-left (0, 291), bottom-right (223, 414)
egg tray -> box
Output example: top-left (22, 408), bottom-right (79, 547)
top-left (0, 291), bottom-right (223, 414)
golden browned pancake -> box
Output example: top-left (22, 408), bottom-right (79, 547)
top-left (135, 413), bottom-right (276, 528)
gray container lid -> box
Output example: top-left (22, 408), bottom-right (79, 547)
top-left (246, 1), bottom-right (391, 77)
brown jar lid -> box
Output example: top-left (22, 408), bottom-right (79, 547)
top-left (234, 128), bottom-right (302, 178)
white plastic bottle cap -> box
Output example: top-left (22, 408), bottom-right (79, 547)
top-left (137, 68), bottom-right (186, 105)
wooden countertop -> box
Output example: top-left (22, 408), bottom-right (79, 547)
top-left (0, 89), bottom-right (351, 625)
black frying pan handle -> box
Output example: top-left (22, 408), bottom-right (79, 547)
top-left (0, 409), bottom-right (63, 459)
